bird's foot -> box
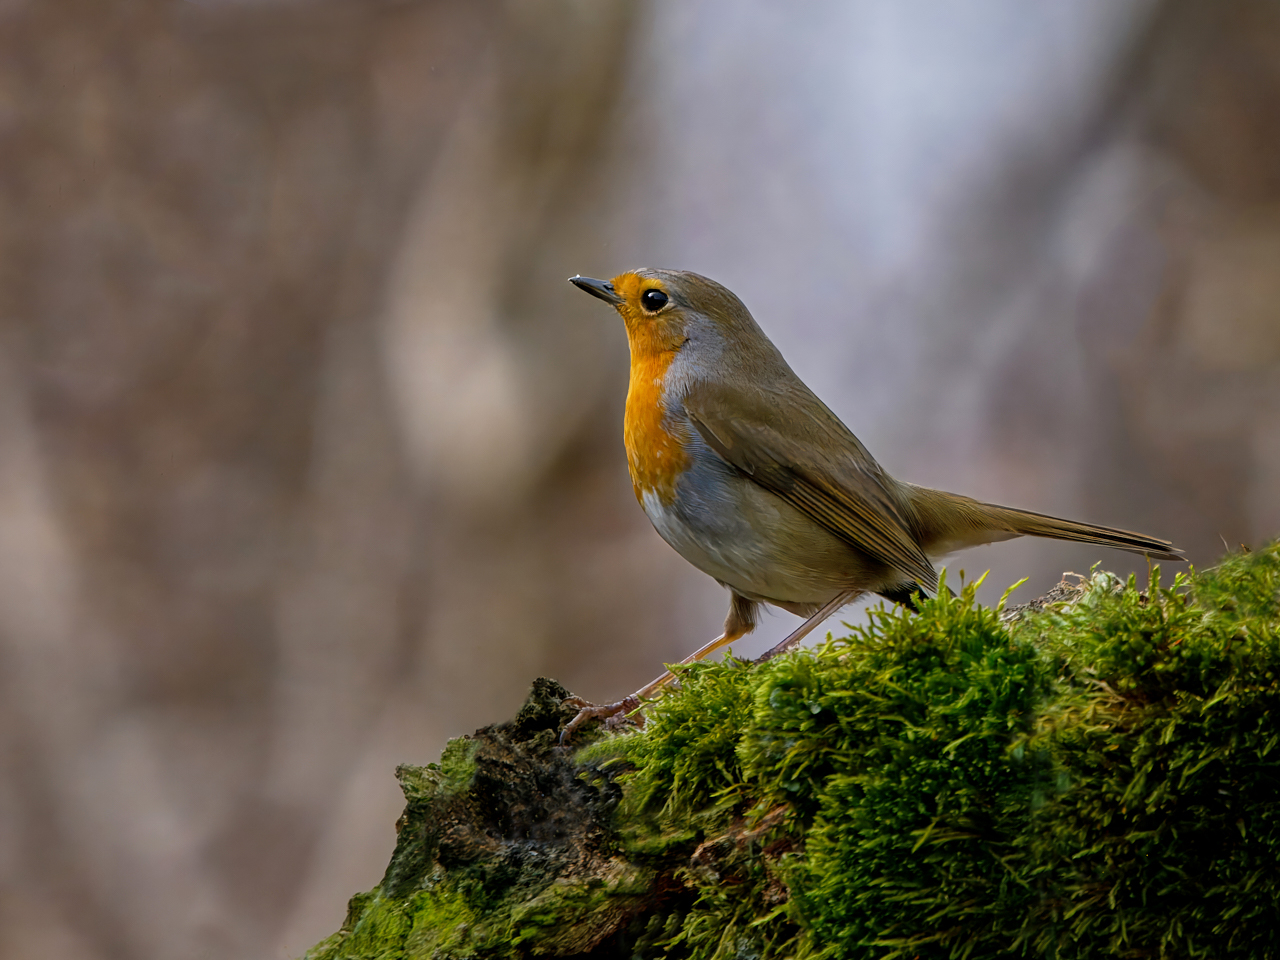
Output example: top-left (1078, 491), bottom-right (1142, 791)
top-left (752, 588), bottom-right (861, 663)
top-left (559, 695), bottom-right (644, 745)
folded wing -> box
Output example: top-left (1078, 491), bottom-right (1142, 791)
top-left (684, 383), bottom-right (939, 593)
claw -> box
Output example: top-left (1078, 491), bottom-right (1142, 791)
top-left (559, 695), bottom-right (643, 745)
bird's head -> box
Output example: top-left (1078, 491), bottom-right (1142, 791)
top-left (570, 268), bottom-right (764, 360)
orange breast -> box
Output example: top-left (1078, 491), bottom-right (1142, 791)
top-left (623, 350), bottom-right (689, 507)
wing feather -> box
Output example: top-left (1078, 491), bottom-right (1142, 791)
top-left (685, 386), bottom-right (938, 591)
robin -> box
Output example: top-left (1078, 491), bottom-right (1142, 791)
top-left (562, 268), bottom-right (1181, 739)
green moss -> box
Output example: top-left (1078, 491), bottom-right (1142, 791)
top-left (593, 573), bottom-right (1050, 958)
top-left (758, 579), bottom-right (1050, 958)
top-left (510, 861), bottom-right (657, 953)
top-left (400, 736), bottom-right (481, 801)
top-left (1016, 549), bottom-right (1280, 958)
top-left (306, 544), bottom-right (1280, 960)
top-left (305, 879), bottom-right (493, 960)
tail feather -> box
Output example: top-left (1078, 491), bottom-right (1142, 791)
top-left (902, 485), bottom-right (1184, 562)
top-left (982, 503), bottom-right (1184, 561)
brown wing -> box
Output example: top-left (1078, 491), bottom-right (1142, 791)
top-left (684, 384), bottom-right (938, 592)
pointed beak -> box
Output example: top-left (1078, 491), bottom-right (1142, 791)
top-left (569, 275), bottom-right (622, 306)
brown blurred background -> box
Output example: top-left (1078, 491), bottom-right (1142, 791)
top-left (1, 0), bottom-right (1277, 956)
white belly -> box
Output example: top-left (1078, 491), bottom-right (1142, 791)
top-left (639, 466), bottom-right (886, 609)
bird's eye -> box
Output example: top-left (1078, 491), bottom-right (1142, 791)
top-left (641, 288), bottom-right (669, 312)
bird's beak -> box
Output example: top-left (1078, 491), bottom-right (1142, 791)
top-left (569, 275), bottom-right (622, 306)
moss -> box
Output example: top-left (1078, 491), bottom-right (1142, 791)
top-left (594, 573), bottom-right (1051, 959)
top-left (509, 860), bottom-right (657, 953)
top-left (304, 677), bottom-right (640, 960)
top-left (1015, 549), bottom-right (1280, 958)
top-left (757, 579), bottom-right (1051, 958)
top-left (306, 544), bottom-right (1280, 960)
top-left (399, 736), bottom-right (481, 802)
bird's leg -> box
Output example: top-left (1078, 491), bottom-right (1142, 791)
top-left (632, 626), bottom-right (748, 697)
top-left (558, 626), bottom-right (748, 744)
top-left (559, 593), bottom-right (758, 744)
top-left (557, 694), bottom-right (644, 744)
top-left (753, 589), bottom-right (860, 663)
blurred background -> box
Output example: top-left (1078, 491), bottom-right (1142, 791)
top-left (1, 0), bottom-right (1277, 956)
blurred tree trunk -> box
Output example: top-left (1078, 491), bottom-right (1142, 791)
top-left (4, 1), bottom-right (1280, 958)
top-left (972, 0), bottom-right (1280, 564)
top-left (0, 2), bottom-right (652, 958)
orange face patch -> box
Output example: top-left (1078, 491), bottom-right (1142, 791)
top-left (611, 273), bottom-right (690, 506)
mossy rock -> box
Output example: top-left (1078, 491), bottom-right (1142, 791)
top-left (305, 543), bottom-right (1280, 959)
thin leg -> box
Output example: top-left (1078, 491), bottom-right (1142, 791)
top-left (560, 592), bottom-right (863, 744)
top-left (623, 591), bottom-right (759, 701)
top-left (558, 626), bottom-right (748, 744)
top-left (558, 693), bottom-right (643, 744)
top-left (753, 589), bottom-right (860, 663)
top-left (559, 594), bottom-right (760, 744)
top-left (632, 627), bottom-right (747, 698)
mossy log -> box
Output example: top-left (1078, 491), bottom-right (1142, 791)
top-left (305, 545), bottom-right (1280, 959)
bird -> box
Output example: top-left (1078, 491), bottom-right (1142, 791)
top-left (561, 268), bottom-right (1182, 738)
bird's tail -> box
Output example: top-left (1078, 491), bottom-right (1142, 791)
top-left (903, 485), bottom-right (1184, 562)
top-left (979, 503), bottom-right (1184, 560)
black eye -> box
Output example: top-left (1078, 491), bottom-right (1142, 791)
top-left (641, 288), bottom-right (669, 312)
